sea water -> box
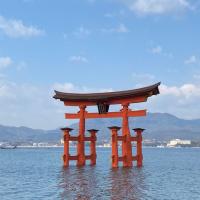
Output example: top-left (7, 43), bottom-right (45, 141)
top-left (0, 147), bottom-right (200, 200)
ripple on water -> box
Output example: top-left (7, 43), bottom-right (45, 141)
top-left (0, 148), bottom-right (200, 200)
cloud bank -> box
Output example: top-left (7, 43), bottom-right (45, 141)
top-left (0, 16), bottom-right (44, 38)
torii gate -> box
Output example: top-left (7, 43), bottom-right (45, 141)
top-left (53, 82), bottom-right (160, 168)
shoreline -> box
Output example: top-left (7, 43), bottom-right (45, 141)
top-left (15, 146), bottom-right (200, 149)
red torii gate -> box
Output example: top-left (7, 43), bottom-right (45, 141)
top-left (53, 82), bottom-right (160, 168)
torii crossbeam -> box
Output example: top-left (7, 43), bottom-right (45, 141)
top-left (53, 82), bottom-right (160, 168)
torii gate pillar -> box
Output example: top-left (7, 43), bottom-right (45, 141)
top-left (133, 128), bottom-right (145, 167)
top-left (77, 105), bottom-right (86, 166)
top-left (121, 103), bottom-right (132, 167)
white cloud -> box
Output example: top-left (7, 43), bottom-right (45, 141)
top-left (149, 45), bottom-right (173, 58)
top-left (0, 15), bottom-right (44, 38)
top-left (52, 82), bottom-right (200, 119)
top-left (0, 79), bottom-right (61, 129)
top-left (69, 56), bottom-right (88, 63)
top-left (0, 80), bottom-right (16, 98)
top-left (16, 61), bottom-right (27, 71)
top-left (151, 45), bottom-right (162, 54)
top-left (53, 82), bottom-right (83, 93)
top-left (53, 82), bottom-right (76, 92)
top-left (0, 82), bottom-right (10, 97)
top-left (160, 83), bottom-right (200, 98)
top-left (117, 23), bottom-right (129, 33)
top-left (101, 23), bottom-right (129, 33)
top-left (104, 10), bottom-right (126, 18)
top-left (1, 78), bottom-right (200, 129)
top-left (121, 0), bottom-right (193, 15)
top-left (0, 77), bottom-right (115, 129)
top-left (73, 26), bottom-right (91, 38)
top-left (0, 57), bottom-right (12, 69)
top-left (193, 74), bottom-right (200, 80)
top-left (184, 55), bottom-right (198, 64)
top-left (146, 82), bottom-right (200, 119)
top-left (53, 82), bottom-right (113, 94)
top-left (104, 13), bottom-right (115, 18)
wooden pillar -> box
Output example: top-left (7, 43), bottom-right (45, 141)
top-left (108, 126), bottom-right (121, 168)
top-left (87, 129), bottom-right (98, 165)
top-left (61, 127), bottom-right (73, 167)
top-left (121, 103), bottom-right (132, 167)
top-left (77, 105), bottom-right (86, 166)
top-left (133, 128), bottom-right (145, 167)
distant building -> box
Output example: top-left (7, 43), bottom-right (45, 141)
top-left (167, 139), bottom-right (191, 147)
top-left (103, 143), bottom-right (111, 147)
top-left (60, 139), bottom-right (73, 145)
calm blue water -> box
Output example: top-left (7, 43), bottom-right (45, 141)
top-left (0, 147), bottom-right (200, 200)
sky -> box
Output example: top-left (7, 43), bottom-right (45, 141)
top-left (0, 0), bottom-right (200, 129)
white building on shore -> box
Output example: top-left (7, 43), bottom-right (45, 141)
top-left (167, 139), bottom-right (191, 147)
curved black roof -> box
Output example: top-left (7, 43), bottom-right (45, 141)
top-left (53, 82), bottom-right (161, 102)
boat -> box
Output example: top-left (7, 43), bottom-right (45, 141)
top-left (0, 144), bottom-right (17, 149)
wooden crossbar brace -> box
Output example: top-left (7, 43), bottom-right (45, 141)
top-left (117, 136), bottom-right (138, 141)
top-left (65, 109), bottom-right (146, 119)
top-left (67, 136), bottom-right (97, 142)
top-left (118, 156), bottom-right (138, 162)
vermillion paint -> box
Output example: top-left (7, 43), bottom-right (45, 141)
top-left (55, 83), bottom-right (160, 168)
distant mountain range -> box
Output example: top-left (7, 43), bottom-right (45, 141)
top-left (0, 113), bottom-right (200, 143)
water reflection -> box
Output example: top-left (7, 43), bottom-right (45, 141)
top-left (109, 168), bottom-right (147, 200)
top-left (59, 166), bottom-right (99, 200)
top-left (58, 165), bottom-right (147, 200)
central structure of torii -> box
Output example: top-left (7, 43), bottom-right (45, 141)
top-left (53, 82), bottom-right (160, 168)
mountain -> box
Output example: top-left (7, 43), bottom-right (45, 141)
top-left (0, 125), bottom-right (60, 143)
top-left (0, 113), bottom-right (200, 143)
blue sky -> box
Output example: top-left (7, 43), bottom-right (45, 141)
top-left (0, 0), bottom-right (200, 129)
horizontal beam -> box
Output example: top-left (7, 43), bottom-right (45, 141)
top-left (130, 137), bottom-right (137, 142)
top-left (117, 136), bottom-right (125, 141)
top-left (118, 156), bottom-right (124, 162)
top-left (64, 96), bottom-right (147, 106)
top-left (132, 156), bottom-right (138, 161)
top-left (118, 156), bottom-right (138, 162)
top-left (67, 136), bottom-right (97, 141)
top-left (69, 155), bottom-right (78, 160)
top-left (69, 136), bottom-right (79, 141)
top-left (85, 155), bottom-right (92, 160)
top-left (84, 137), bottom-right (96, 142)
top-left (65, 109), bottom-right (146, 119)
